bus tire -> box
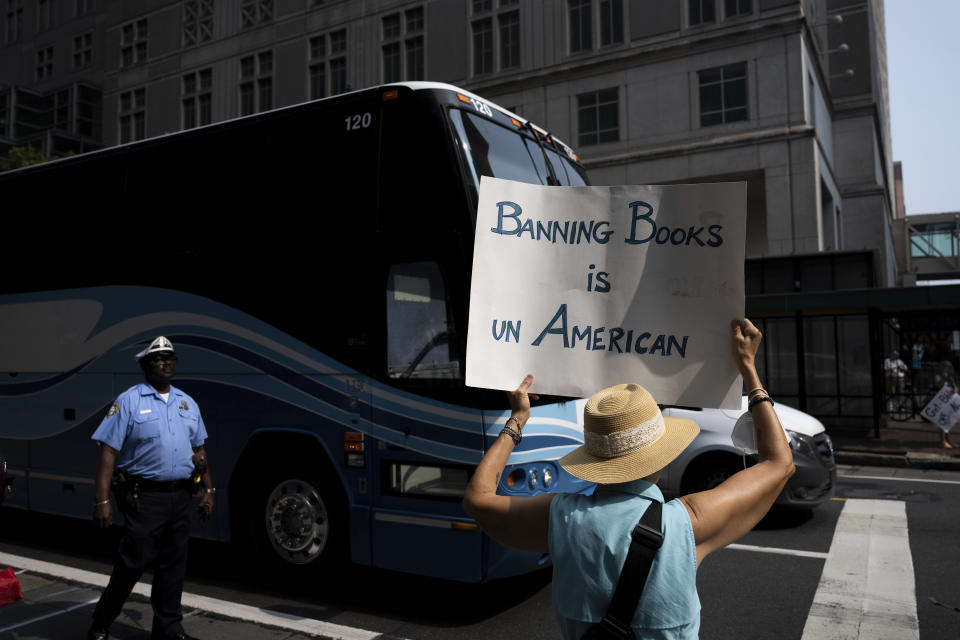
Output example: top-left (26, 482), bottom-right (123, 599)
top-left (256, 469), bottom-right (345, 571)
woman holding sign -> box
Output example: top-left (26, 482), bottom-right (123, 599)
top-left (462, 318), bottom-right (794, 639)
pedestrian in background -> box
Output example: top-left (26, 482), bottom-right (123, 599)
top-left (463, 319), bottom-right (794, 638)
top-left (884, 350), bottom-right (908, 411)
top-left (88, 336), bottom-right (214, 640)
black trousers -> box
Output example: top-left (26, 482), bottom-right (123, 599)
top-left (92, 487), bottom-right (192, 639)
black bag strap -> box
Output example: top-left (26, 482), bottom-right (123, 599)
top-left (581, 500), bottom-right (664, 640)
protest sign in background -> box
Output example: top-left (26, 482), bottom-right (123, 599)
top-left (921, 383), bottom-right (960, 433)
top-left (466, 177), bottom-right (746, 409)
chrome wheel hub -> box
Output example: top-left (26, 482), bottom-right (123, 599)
top-left (265, 479), bottom-right (328, 564)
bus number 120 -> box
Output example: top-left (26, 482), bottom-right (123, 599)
top-left (345, 112), bottom-right (372, 130)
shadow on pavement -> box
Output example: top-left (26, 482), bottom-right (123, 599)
top-left (0, 507), bottom-right (553, 629)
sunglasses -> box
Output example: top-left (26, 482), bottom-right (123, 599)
top-left (146, 354), bottom-right (177, 364)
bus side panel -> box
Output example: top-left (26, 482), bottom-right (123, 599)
top-left (0, 438), bottom-right (29, 509)
top-left (369, 395), bottom-right (485, 581)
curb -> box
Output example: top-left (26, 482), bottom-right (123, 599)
top-left (835, 450), bottom-right (960, 471)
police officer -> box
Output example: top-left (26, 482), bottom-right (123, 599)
top-left (88, 336), bottom-right (214, 640)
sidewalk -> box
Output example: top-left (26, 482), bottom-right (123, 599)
top-left (830, 417), bottom-right (960, 470)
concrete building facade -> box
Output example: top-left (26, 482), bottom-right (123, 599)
top-left (0, 0), bottom-right (895, 284)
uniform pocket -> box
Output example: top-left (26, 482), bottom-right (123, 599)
top-left (132, 414), bottom-right (161, 440)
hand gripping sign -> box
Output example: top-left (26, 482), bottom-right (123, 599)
top-left (466, 177), bottom-right (747, 410)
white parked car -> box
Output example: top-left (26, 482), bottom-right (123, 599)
top-left (658, 397), bottom-right (836, 508)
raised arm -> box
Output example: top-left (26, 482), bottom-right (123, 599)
top-left (462, 374), bottom-right (556, 553)
top-left (680, 319), bottom-right (795, 566)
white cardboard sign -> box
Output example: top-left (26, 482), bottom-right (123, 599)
top-left (466, 177), bottom-right (747, 409)
top-left (921, 383), bottom-right (960, 433)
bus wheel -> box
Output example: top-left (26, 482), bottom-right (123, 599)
top-left (261, 474), bottom-right (340, 568)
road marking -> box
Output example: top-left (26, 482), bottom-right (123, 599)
top-left (34, 586), bottom-right (80, 601)
top-left (801, 499), bottom-right (918, 640)
top-left (726, 544), bottom-right (828, 559)
top-left (830, 497), bottom-right (848, 501)
top-left (0, 597), bottom-right (99, 633)
top-left (839, 473), bottom-right (960, 486)
top-left (0, 552), bottom-right (395, 640)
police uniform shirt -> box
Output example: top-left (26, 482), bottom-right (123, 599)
top-left (92, 383), bottom-right (208, 481)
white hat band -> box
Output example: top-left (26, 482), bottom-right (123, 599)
top-left (583, 412), bottom-right (667, 459)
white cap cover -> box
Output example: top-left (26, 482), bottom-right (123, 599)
top-left (135, 336), bottom-right (175, 361)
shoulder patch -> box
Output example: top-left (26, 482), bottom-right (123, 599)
top-left (180, 400), bottom-right (189, 411)
top-left (106, 402), bottom-right (119, 418)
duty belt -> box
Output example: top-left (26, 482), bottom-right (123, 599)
top-left (132, 477), bottom-right (192, 492)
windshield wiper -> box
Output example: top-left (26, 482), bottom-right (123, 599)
top-left (524, 122), bottom-right (560, 186)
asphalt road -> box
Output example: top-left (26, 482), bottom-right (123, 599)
top-left (1, 465), bottom-right (958, 639)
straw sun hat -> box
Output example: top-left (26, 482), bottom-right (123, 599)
top-left (559, 383), bottom-right (700, 484)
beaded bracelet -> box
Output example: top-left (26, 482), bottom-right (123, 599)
top-left (500, 425), bottom-right (522, 445)
top-left (748, 395), bottom-right (774, 411)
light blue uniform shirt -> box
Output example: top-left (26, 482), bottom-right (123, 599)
top-left (549, 479), bottom-right (700, 640)
top-left (92, 383), bottom-right (208, 481)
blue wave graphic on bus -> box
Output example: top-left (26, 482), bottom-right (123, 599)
top-left (0, 362), bottom-right (90, 396)
top-left (0, 287), bottom-right (586, 463)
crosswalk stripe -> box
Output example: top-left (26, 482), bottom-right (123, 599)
top-left (801, 499), bottom-right (919, 640)
top-left (726, 543), bottom-right (828, 559)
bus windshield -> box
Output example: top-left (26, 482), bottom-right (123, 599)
top-left (448, 108), bottom-right (588, 196)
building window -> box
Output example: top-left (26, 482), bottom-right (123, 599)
top-left (37, 0), bottom-right (54, 31)
top-left (72, 31), bottom-right (92, 69)
top-left (309, 35), bottom-right (326, 99)
top-left (0, 89), bottom-right (9, 138)
top-left (54, 88), bottom-right (71, 131)
top-left (183, 0), bottom-right (214, 46)
top-left (5, 0), bottom-right (22, 44)
top-left (499, 9), bottom-right (519, 68)
top-left (724, 0), bottom-right (751, 18)
top-left (577, 88), bottom-right (618, 146)
top-left (570, 0), bottom-right (622, 53)
top-left (472, 18), bottom-right (493, 74)
top-left (381, 6), bottom-right (424, 82)
top-left (74, 0), bottom-right (90, 16)
top-left (120, 19), bottom-right (148, 68)
top-left (382, 13), bottom-right (400, 39)
top-left (472, 0), bottom-right (519, 75)
top-left (599, 0), bottom-right (623, 46)
top-left (329, 29), bottom-right (347, 94)
top-left (406, 34), bottom-right (424, 80)
top-left (119, 87), bottom-right (146, 143)
top-left (689, 0), bottom-right (715, 26)
top-left (569, 0), bottom-right (591, 52)
top-left (241, 0), bottom-right (272, 28)
top-left (698, 62), bottom-right (747, 126)
top-left (382, 42), bottom-right (401, 83)
top-left (182, 68), bottom-right (212, 129)
top-left (239, 51), bottom-right (272, 115)
top-left (310, 29), bottom-right (346, 98)
top-left (36, 46), bottom-right (54, 80)
top-left (76, 83), bottom-right (101, 137)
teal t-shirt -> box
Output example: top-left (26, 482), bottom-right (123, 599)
top-left (548, 479), bottom-right (700, 639)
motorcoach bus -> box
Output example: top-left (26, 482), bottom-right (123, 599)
top-left (0, 82), bottom-right (592, 582)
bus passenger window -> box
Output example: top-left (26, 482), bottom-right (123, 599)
top-left (385, 462), bottom-right (469, 499)
top-left (386, 262), bottom-right (462, 380)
